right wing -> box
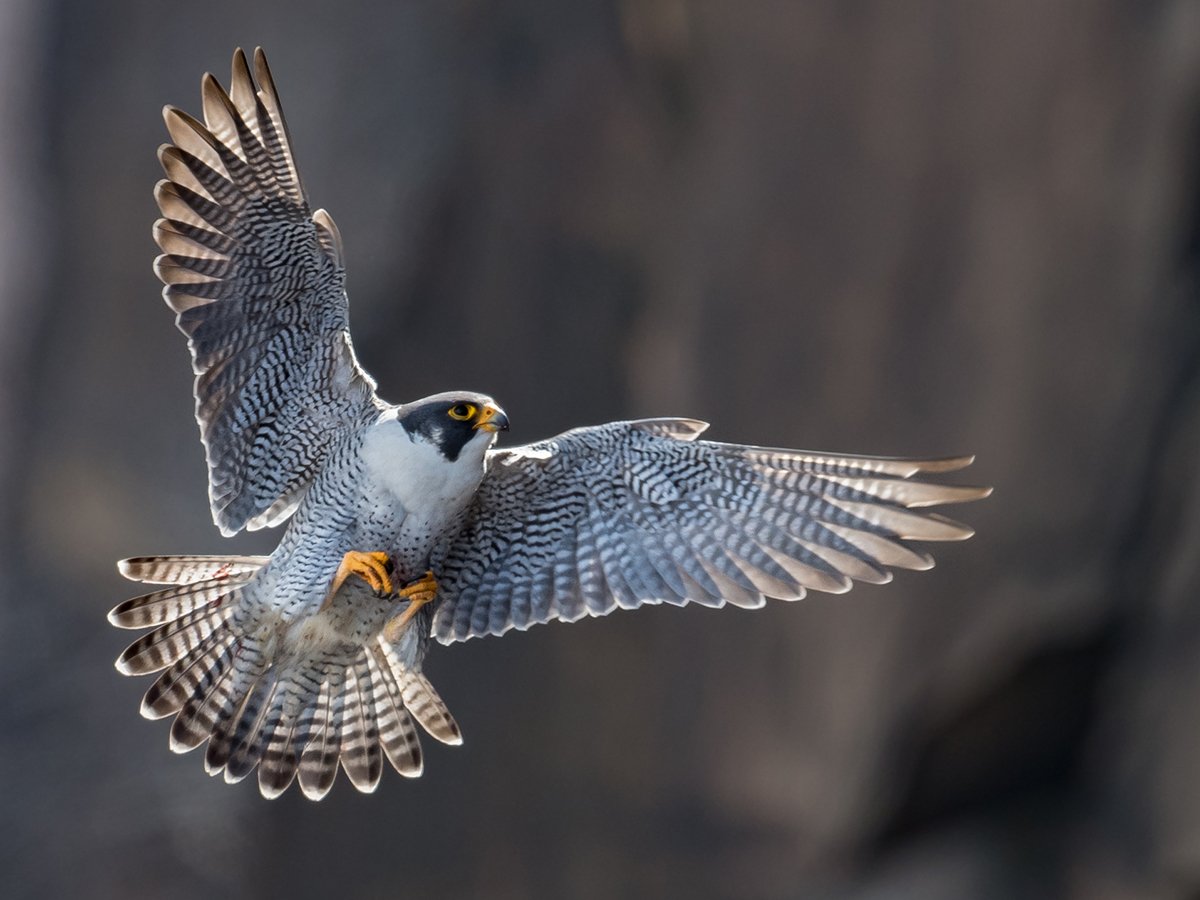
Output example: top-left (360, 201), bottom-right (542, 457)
top-left (153, 48), bottom-right (381, 536)
top-left (431, 419), bottom-right (990, 643)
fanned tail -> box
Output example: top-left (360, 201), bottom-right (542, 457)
top-left (111, 554), bottom-right (460, 798)
top-left (285, 637), bottom-right (462, 799)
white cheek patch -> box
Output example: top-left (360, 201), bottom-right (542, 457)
top-left (425, 422), bottom-right (445, 450)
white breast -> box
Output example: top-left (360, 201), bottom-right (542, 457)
top-left (361, 413), bottom-right (486, 530)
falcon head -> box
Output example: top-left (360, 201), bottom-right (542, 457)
top-left (397, 392), bottom-right (509, 462)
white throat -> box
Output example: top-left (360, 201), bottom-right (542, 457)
top-left (361, 412), bottom-right (489, 519)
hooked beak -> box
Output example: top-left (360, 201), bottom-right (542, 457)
top-left (474, 403), bottom-right (509, 433)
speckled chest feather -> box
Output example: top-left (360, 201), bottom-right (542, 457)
top-left (358, 413), bottom-right (489, 578)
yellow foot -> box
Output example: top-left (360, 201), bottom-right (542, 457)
top-left (383, 570), bottom-right (439, 642)
top-left (319, 550), bottom-right (394, 612)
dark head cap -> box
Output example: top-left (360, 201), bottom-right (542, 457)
top-left (397, 391), bottom-right (509, 461)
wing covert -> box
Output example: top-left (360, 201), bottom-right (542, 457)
top-left (153, 48), bottom-right (380, 536)
top-left (430, 419), bottom-right (990, 644)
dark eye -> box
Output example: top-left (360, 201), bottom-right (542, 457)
top-left (448, 403), bottom-right (475, 421)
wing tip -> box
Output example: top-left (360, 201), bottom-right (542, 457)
top-left (200, 70), bottom-right (230, 107)
top-left (151, 178), bottom-right (172, 203)
top-left (912, 513), bottom-right (976, 542)
top-left (252, 46), bottom-right (275, 91)
top-left (913, 454), bottom-right (976, 473)
top-left (905, 483), bottom-right (994, 508)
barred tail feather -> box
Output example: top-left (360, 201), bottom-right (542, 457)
top-left (110, 579), bottom-right (242, 630)
top-left (376, 641), bottom-right (462, 746)
top-left (116, 604), bottom-right (235, 675)
top-left (339, 660), bottom-right (384, 792)
top-left (298, 674), bottom-right (344, 801)
top-left (169, 635), bottom-right (243, 751)
top-left (117, 555), bottom-right (269, 585)
top-left (203, 640), bottom-right (270, 774)
top-left (223, 670), bottom-right (282, 783)
top-left (258, 714), bottom-right (302, 799)
top-left (257, 657), bottom-right (327, 798)
top-left (112, 556), bottom-right (461, 798)
top-left (140, 624), bottom-right (240, 719)
top-left (368, 646), bottom-right (424, 775)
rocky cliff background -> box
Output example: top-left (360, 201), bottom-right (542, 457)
top-left (3, 2), bottom-right (1199, 898)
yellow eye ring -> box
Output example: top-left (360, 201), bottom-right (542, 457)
top-left (448, 403), bottom-right (476, 421)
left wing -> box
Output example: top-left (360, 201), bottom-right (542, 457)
top-left (430, 419), bottom-right (990, 643)
top-left (153, 48), bottom-right (381, 536)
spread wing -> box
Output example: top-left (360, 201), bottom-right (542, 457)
top-left (153, 48), bottom-right (380, 536)
top-left (431, 419), bottom-right (990, 643)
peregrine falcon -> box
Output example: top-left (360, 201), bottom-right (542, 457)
top-left (110, 48), bottom-right (991, 799)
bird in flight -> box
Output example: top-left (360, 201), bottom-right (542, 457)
top-left (110, 48), bottom-right (991, 800)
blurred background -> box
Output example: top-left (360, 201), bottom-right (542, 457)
top-left (3, 1), bottom-right (1199, 897)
